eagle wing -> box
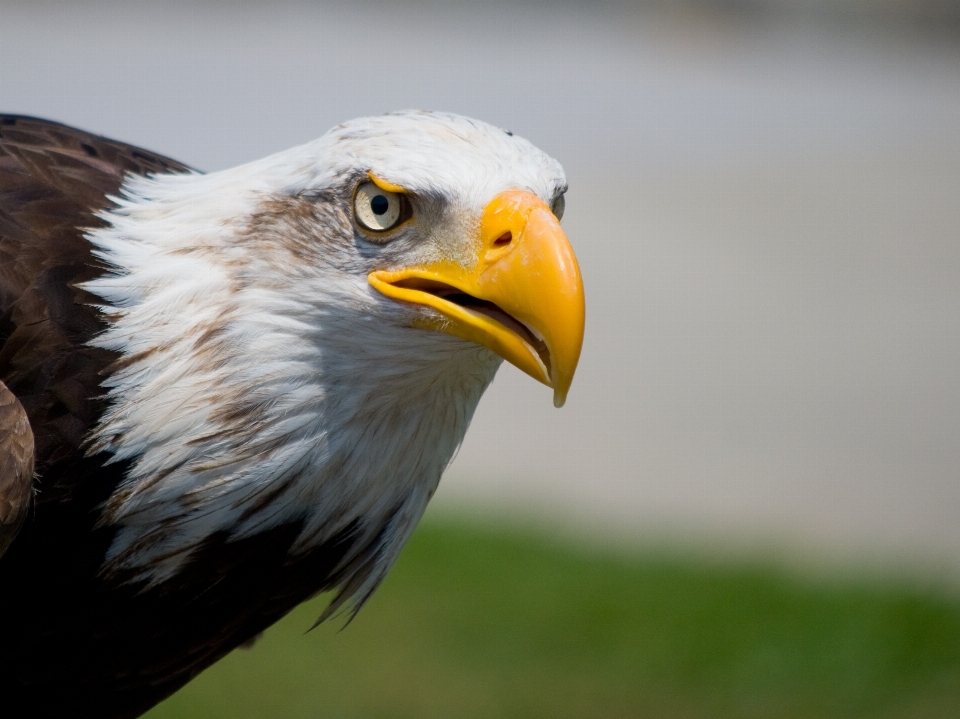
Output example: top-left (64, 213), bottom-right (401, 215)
top-left (0, 380), bottom-right (33, 557)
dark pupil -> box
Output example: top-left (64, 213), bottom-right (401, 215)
top-left (371, 195), bottom-right (389, 216)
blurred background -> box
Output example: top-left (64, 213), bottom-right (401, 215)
top-left (3, 0), bottom-right (960, 716)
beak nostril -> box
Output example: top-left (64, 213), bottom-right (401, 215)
top-left (493, 231), bottom-right (512, 247)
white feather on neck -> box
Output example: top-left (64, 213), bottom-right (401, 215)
top-left (82, 161), bottom-right (501, 596)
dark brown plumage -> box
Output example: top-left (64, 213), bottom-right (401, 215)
top-left (0, 116), bottom-right (358, 719)
top-left (0, 380), bottom-right (33, 557)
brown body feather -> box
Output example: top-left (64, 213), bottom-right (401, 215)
top-left (0, 116), bottom-right (358, 718)
top-left (0, 380), bottom-right (33, 557)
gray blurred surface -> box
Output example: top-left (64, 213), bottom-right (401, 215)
top-left (2, 0), bottom-right (959, 566)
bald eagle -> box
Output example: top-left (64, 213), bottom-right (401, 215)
top-left (0, 111), bottom-right (583, 718)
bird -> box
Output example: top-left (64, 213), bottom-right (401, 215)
top-left (0, 110), bottom-right (584, 718)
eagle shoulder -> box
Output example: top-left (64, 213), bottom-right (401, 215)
top-left (0, 114), bottom-right (190, 503)
top-left (0, 379), bottom-right (33, 557)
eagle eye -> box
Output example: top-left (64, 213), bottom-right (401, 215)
top-left (355, 182), bottom-right (406, 232)
top-left (551, 192), bottom-right (565, 221)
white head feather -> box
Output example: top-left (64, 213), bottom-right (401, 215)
top-left (82, 111), bottom-right (566, 606)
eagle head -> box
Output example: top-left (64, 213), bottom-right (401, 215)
top-left (83, 110), bottom-right (584, 607)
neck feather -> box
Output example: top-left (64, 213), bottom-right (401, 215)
top-left (82, 169), bottom-right (500, 604)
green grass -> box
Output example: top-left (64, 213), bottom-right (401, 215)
top-left (146, 516), bottom-right (960, 719)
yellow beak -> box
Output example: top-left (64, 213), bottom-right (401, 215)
top-left (368, 190), bottom-right (585, 407)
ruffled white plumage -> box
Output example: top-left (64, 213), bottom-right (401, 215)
top-left (82, 111), bottom-right (565, 606)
